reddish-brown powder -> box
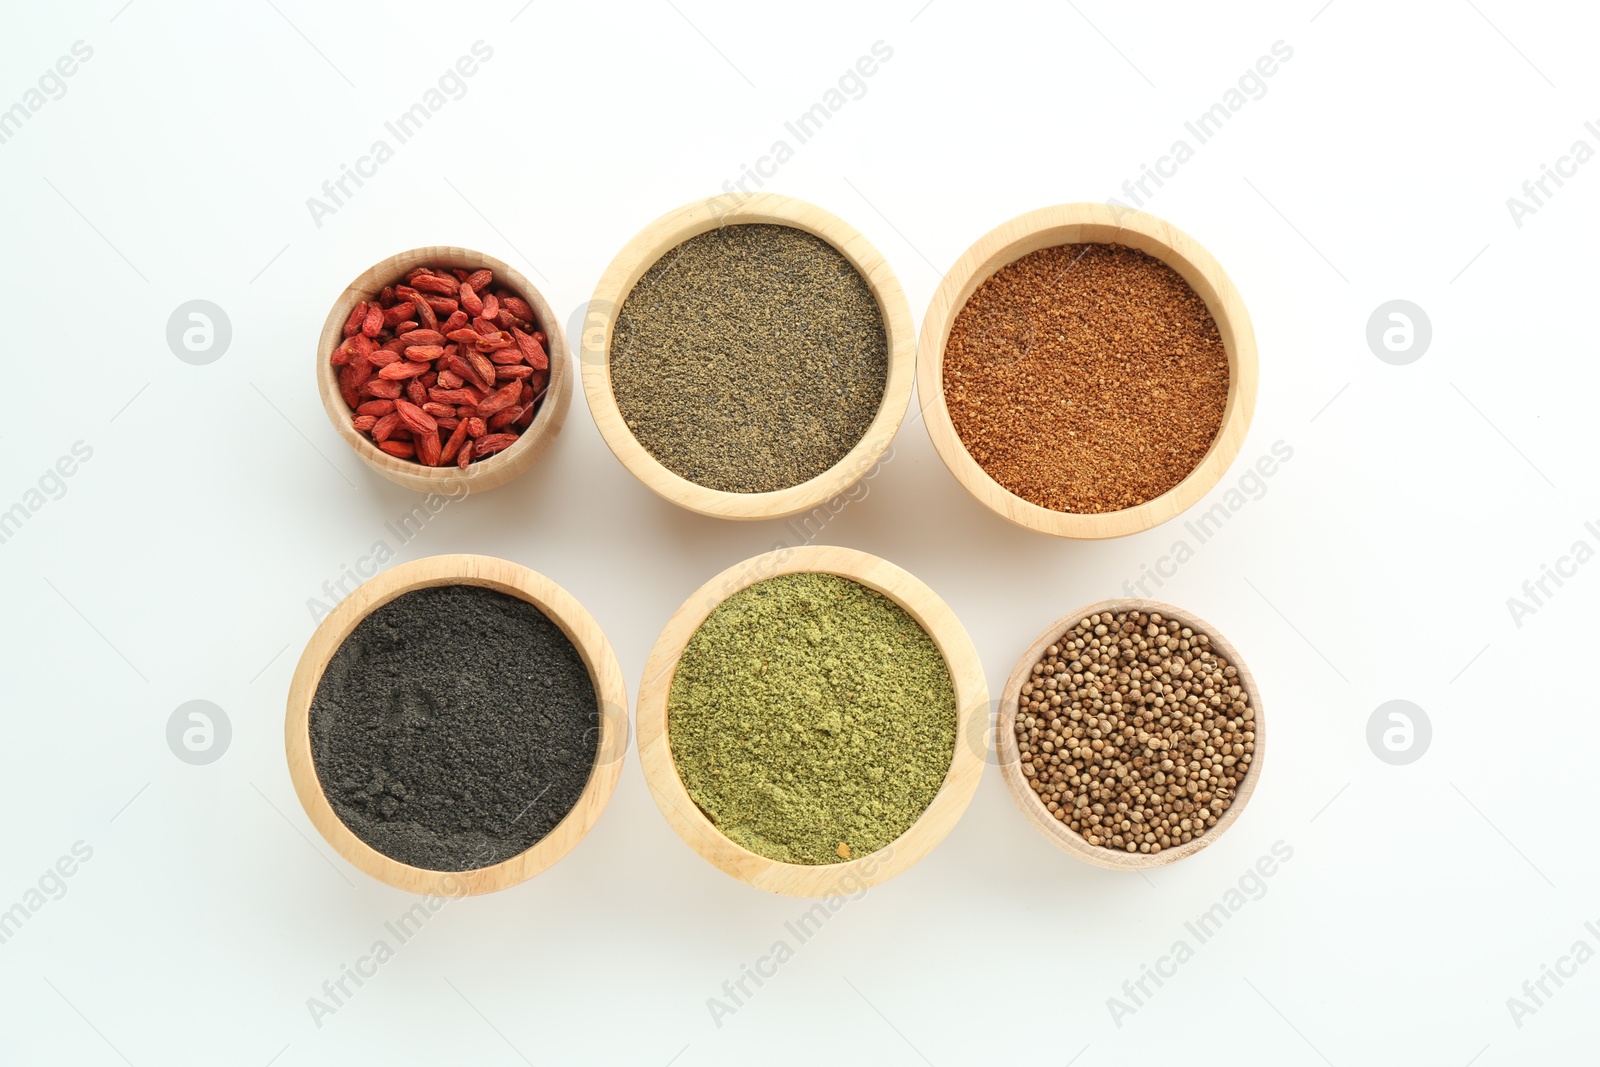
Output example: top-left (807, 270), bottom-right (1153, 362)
top-left (942, 244), bottom-right (1229, 514)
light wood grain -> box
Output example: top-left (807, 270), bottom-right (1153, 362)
top-left (316, 247), bottom-right (572, 495)
top-left (915, 204), bottom-right (1259, 539)
top-left (284, 554), bottom-right (627, 895)
top-left (579, 194), bottom-right (915, 520)
top-left (996, 598), bottom-right (1266, 870)
top-left (636, 545), bottom-right (989, 896)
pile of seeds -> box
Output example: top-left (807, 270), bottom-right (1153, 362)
top-left (1014, 609), bottom-right (1254, 855)
top-left (310, 585), bottom-right (598, 872)
top-left (610, 224), bottom-right (888, 493)
top-left (331, 265), bottom-right (549, 467)
top-left (668, 572), bottom-right (956, 865)
top-left (943, 243), bottom-right (1229, 513)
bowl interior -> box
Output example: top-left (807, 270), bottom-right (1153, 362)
top-left (316, 247), bottom-right (568, 487)
top-left (636, 545), bottom-right (988, 895)
top-left (285, 554), bottom-right (626, 895)
top-left (918, 205), bottom-right (1258, 539)
top-left (997, 598), bottom-right (1264, 870)
top-left (581, 195), bottom-right (915, 520)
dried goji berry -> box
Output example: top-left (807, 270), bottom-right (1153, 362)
top-left (344, 302), bottom-right (368, 338)
top-left (378, 439), bottom-right (416, 459)
top-left (395, 399), bottom-right (437, 436)
top-left (410, 295), bottom-right (438, 332)
top-left (474, 433), bottom-right (518, 456)
top-left (412, 273), bottom-right (460, 296)
top-left (416, 426), bottom-right (442, 466)
top-left (378, 360), bottom-right (430, 380)
top-left (440, 418), bottom-right (470, 465)
top-left (332, 262), bottom-right (547, 465)
top-left (372, 412), bottom-right (402, 442)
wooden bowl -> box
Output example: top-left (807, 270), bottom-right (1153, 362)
top-left (579, 194), bottom-right (915, 520)
top-left (284, 554), bottom-right (627, 895)
top-left (637, 545), bottom-right (989, 895)
top-left (316, 246), bottom-right (572, 494)
top-left (916, 204), bottom-right (1258, 539)
top-left (997, 598), bottom-right (1265, 870)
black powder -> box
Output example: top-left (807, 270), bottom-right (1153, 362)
top-left (309, 584), bottom-right (598, 872)
top-left (609, 223), bottom-right (889, 493)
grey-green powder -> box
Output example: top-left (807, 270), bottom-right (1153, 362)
top-left (610, 224), bottom-right (889, 493)
top-left (667, 572), bottom-right (957, 865)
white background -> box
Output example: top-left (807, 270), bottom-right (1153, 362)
top-left (1, 1), bottom-right (1593, 1063)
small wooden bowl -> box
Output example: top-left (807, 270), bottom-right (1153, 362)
top-left (579, 194), bottom-right (915, 520)
top-left (916, 204), bottom-right (1258, 539)
top-left (316, 247), bottom-right (573, 494)
top-left (284, 554), bottom-right (627, 895)
top-left (637, 545), bottom-right (989, 895)
top-left (997, 598), bottom-right (1265, 870)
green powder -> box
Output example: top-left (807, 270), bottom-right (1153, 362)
top-left (667, 572), bottom-right (957, 865)
top-left (609, 224), bottom-right (889, 494)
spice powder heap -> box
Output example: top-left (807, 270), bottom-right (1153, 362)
top-left (943, 243), bottom-right (1229, 513)
top-left (610, 224), bottom-right (888, 494)
top-left (667, 572), bottom-right (956, 865)
top-left (1015, 609), bottom-right (1255, 855)
top-left (310, 585), bottom-right (598, 872)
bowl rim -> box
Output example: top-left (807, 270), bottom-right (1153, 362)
top-left (284, 553), bottom-right (629, 896)
top-left (315, 246), bottom-right (572, 495)
top-left (635, 544), bottom-right (990, 895)
top-left (995, 597), bottom-right (1266, 870)
top-left (578, 192), bottom-right (915, 520)
top-left (915, 203), bottom-right (1259, 539)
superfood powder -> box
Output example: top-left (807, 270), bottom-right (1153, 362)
top-left (1015, 609), bottom-right (1255, 856)
top-left (310, 585), bottom-right (598, 871)
top-left (667, 572), bottom-right (956, 865)
top-left (609, 224), bottom-right (888, 494)
top-left (942, 243), bottom-right (1230, 514)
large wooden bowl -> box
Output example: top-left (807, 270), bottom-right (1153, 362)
top-left (637, 545), bottom-right (989, 895)
top-left (284, 554), bottom-right (627, 895)
top-left (316, 247), bottom-right (572, 494)
top-left (579, 194), bottom-right (915, 520)
top-left (916, 204), bottom-right (1258, 539)
top-left (997, 598), bottom-right (1265, 870)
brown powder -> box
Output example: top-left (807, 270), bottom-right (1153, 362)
top-left (942, 243), bottom-right (1229, 514)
